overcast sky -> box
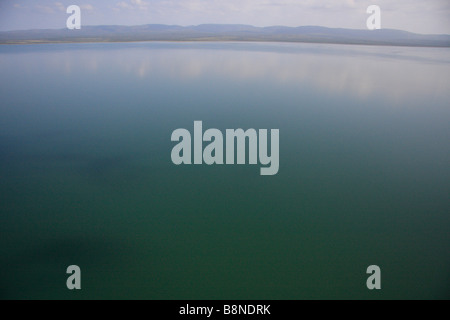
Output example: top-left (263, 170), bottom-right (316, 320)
top-left (0, 0), bottom-right (449, 34)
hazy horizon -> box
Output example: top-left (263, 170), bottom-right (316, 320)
top-left (1, 0), bottom-right (449, 35)
top-left (2, 23), bottom-right (450, 36)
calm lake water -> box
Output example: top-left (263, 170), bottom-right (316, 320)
top-left (0, 42), bottom-right (449, 299)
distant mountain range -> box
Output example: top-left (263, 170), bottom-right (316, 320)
top-left (1, 24), bottom-right (450, 47)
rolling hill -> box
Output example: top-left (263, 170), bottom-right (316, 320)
top-left (1, 24), bottom-right (449, 47)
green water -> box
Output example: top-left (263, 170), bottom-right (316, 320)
top-left (0, 42), bottom-right (449, 299)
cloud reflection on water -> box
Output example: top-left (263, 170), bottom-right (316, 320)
top-left (1, 42), bottom-right (449, 103)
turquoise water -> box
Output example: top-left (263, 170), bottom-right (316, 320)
top-left (0, 42), bottom-right (449, 299)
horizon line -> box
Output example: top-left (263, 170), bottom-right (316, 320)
top-left (1, 23), bottom-right (450, 37)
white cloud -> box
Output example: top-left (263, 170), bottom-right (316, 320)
top-left (131, 0), bottom-right (146, 5)
top-left (35, 5), bottom-right (56, 14)
top-left (54, 2), bottom-right (65, 12)
top-left (116, 0), bottom-right (149, 11)
top-left (81, 4), bottom-right (94, 11)
top-left (117, 1), bottom-right (131, 9)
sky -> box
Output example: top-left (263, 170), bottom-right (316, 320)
top-left (0, 0), bottom-right (449, 34)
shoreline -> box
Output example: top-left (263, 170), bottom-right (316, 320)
top-left (1, 39), bottom-right (450, 48)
